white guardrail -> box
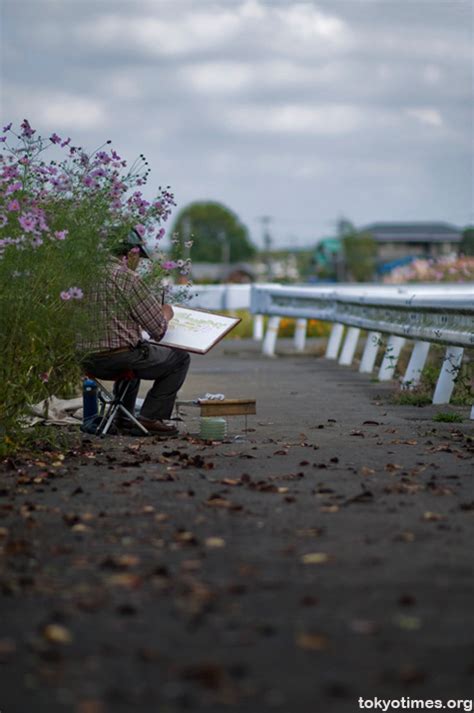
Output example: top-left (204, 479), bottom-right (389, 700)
top-left (249, 283), bottom-right (474, 419)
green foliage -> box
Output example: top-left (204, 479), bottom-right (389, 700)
top-left (433, 412), bottom-right (464, 423)
top-left (392, 347), bottom-right (473, 408)
top-left (392, 392), bottom-right (432, 407)
top-left (460, 226), bottom-right (474, 256)
top-left (170, 201), bottom-right (256, 263)
top-left (339, 219), bottom-right (377, 282)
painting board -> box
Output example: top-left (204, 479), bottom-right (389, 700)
top-left (150, 306), bottom-right (241, 354)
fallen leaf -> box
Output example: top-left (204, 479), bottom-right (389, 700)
top-left (296, 528), bottom-right (324, 538)
top-left (71, 523), bottom-right (91, 533)
top-left (350, 619), bottom-right (378, 635)
top-left (301, 552), bottom-right (330, 565)
top-left (395, 615), bottom-right (421, 631)
top-left (422, 511), bottom-right (446, 522)
top-left (205, 537), bottom-right (226, 548)
top-left (0, 638), bottom-right (16, 661)
top-left (385, 463), bottom-right (403, 472)
top-left (399, 666), bottom-right (426, 684)
top-left (320, 505), bottom-right (339, 513)
top-left (43, 624), bottom-right (73, 645)
top-left (397, 531), bottom-right (416, 542)
top-left (360, 467), bottom-right (375, 476)
top-left (296, 632), bottom-right (329, 650)
top-left (77, 701), bottom-right (105, 713)
top-left (106, 574), bottom-right (142, 589)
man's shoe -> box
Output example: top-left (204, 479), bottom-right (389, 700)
top-left (137, 417), bottom-right (179, 436)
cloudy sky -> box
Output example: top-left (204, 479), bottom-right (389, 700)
top-left (1, 0), bottom-right (472, 248)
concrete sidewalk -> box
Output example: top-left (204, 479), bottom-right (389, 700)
top-left (0, 339), bottom-right (473, 713)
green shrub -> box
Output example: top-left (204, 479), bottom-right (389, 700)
top-left (0, 121), bottom-right (177, 454)
top-left (433, 412), bottom-right (464, 423)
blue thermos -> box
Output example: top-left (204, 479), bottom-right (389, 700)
top-left (82, 378), bottom-right (98, 427)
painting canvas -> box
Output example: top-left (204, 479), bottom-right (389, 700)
top-left (151, 306), bottom-right (241, 354)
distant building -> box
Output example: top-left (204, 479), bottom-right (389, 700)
top-left (362, 222), bottom-right (462, 262)
top-left (191, 262), bottom-right (256, 283)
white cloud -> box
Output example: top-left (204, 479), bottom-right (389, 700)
top-left (40, 95), bottom-right (107, 130)
top-left (74, 1), bottom-right (350, 60)
top-left (181, 61), bottom-right (254, 94)
top-left (221, 103), bottom-right (365, 135)
top-left (77, 9), bottom-right (241, 56)
top-left (275, 2), bottom-right (350, 44)
top-left (181, 58), bottom-right (346, 96)
top-left (2, 85), bottom-right (107, 131)
top-left (406, 108), bottom-right (443, 127)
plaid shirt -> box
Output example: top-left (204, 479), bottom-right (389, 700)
top-left (78, 260), bottom-right (168, 353)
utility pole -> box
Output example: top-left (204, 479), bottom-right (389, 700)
top-left (258, 215), bottom-right (273, 278)
top-left (219, 229), bottom-right (230, 280)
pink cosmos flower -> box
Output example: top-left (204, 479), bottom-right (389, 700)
top-left (60, 286), bottom-right (83, 300)
top-left (50, 133), bottom-right (62, 144)
top-left (134, 224), bottom-right (145, 238)
top-left (0, 214), bottom-right (7, 227)
top-left (5, 181), bottom-right (23, 195)
top-left (68, 287), bottom-right (84, 299)
top-left (7, 199), bottom-right (20, 212)
top-left (54, 230), bottom-right (68, 240)
top-left (39, 372), bottom-right (49, 383)
top-left (20, 119), bottom-right (35, 138)
top-left (162, 260), bottom-right (177, 270)
top-left (19, 213), bottom-right (37, 233)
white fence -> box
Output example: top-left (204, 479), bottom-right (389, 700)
top-left (172, 283), bottom-right (264, 339)
top-left (250, 283), bottom-right (474, 419)
top-left (176, 284), bottom-right (252, 311)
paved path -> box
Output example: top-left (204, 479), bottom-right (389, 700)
top-left (1, 340), bottom-right (473, 713)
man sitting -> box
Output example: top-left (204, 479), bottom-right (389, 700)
top-left (80, 230), bottom-right (190, 436)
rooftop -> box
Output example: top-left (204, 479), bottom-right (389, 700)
top-left (362, 222), bottom-right (462, 243)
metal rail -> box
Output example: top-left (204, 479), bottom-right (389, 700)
top-left (250, 283), bottom-right (474, 418)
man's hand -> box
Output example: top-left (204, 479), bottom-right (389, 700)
top-left (162, 303), bottom-right (174, 321)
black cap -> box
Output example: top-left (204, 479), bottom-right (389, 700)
top-left (127, 228), bottom-right (152, 260)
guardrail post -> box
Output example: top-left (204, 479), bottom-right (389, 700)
top-left (378, 335), bottom-right (406, 381)
top-left (470, 404), bottom-right (474, 421)
top-left (401, 341), bottom-right (430, 389)
top-left (253, 314), bottom-right (264, 341)
top-left (339, 327), bottom-right (360, 366)
top-left (359, 331), bottom-right (381, 373)
top-left (294, 319), bottom-right (307, 352)
top-left (432, 346), bottom-right (464, 404)
top-left (325, 323), bottom-right (344, 359)
top-left (262, 316), bottom-right (281, 357)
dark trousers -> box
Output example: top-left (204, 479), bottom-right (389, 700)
top-left (83, 343), bottom-right (190, 420)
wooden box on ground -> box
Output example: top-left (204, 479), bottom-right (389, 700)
top-left (198, 399), bottom-right (256, 417)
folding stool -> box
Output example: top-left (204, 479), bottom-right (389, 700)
top-left (85, 369), bottom-right (149, 436)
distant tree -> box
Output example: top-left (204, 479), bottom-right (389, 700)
top-left (460, 226), bottom-right (474, 256)
top-left (339, 218), bottom-right (377, 282)
top-left (170, 201), bottom-right (256, 263)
